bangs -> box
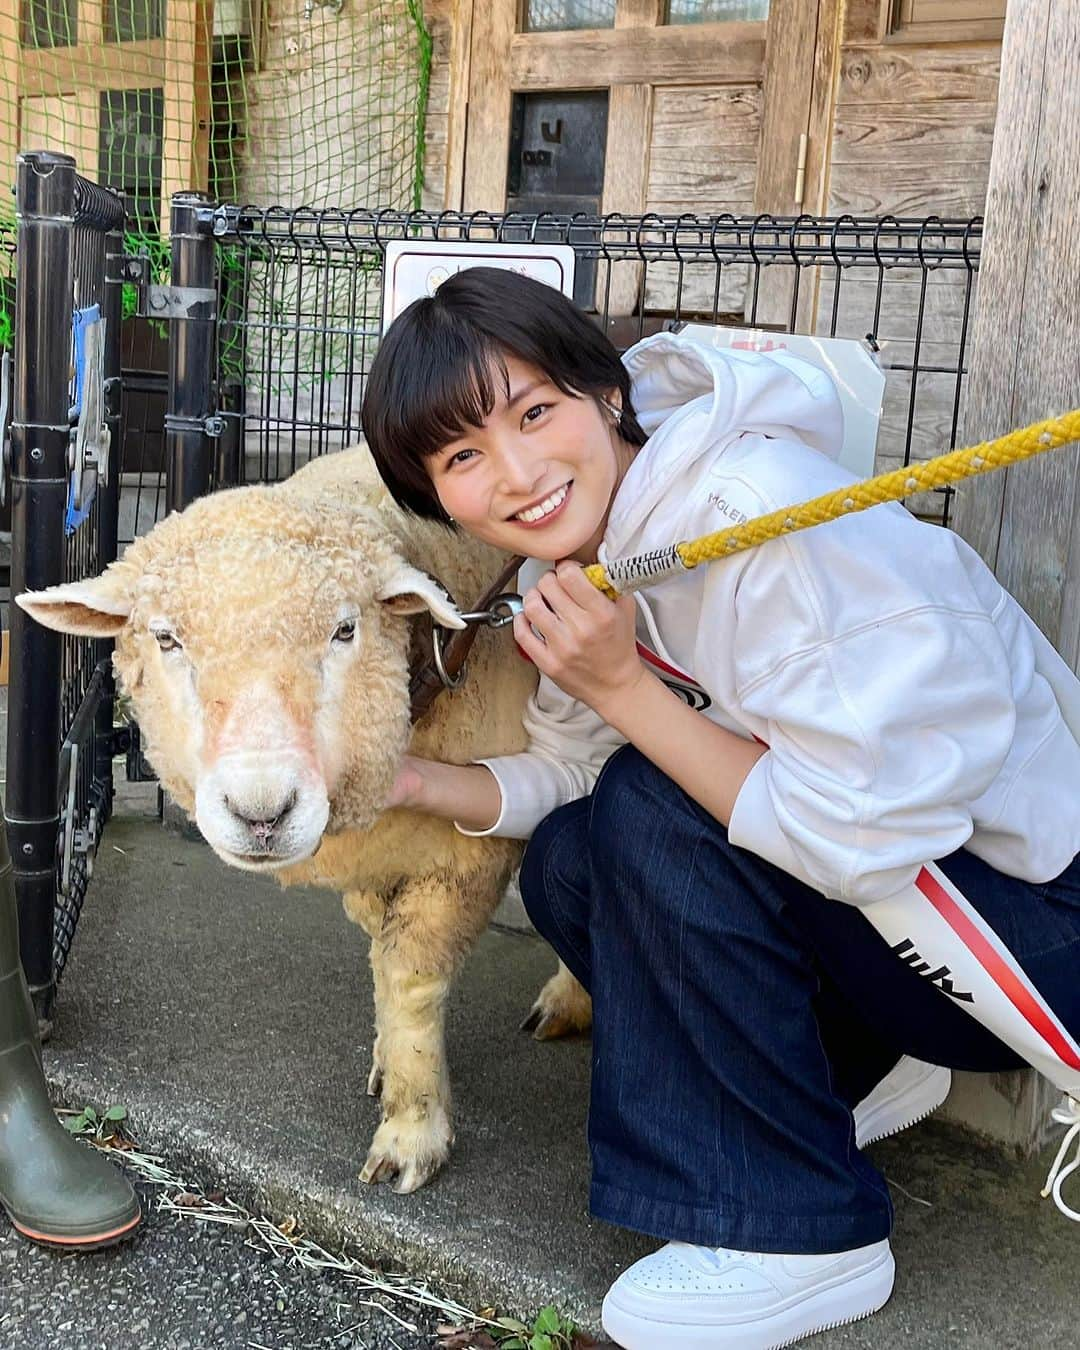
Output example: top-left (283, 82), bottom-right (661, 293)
top-left (403, 326), bottom-right (511, 461)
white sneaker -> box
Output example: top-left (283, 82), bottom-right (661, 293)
top-left (853, 1056), bottom-right (951, 1149)
top-left (601, 1239), bottom-right (894, 1350)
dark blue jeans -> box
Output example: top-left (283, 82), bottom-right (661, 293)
top-left (519, 745), bottom-right (1080, 1254)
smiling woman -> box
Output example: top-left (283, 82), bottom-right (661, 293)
top-left (427, 353), bottom-right (636, 565)
top-left (361, 266), bottom-right (647, 531)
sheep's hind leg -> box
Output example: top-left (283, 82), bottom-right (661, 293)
top-left (359, 879), bottom-right (467, 1194)
top-left (521, 960), bottom-right (593, 1041)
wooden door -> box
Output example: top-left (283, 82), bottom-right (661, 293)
top-left (450, 0), bottom-right (841, 316)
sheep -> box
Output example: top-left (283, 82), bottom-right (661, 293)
top-left (17, 446), bottom-right (592, 1194)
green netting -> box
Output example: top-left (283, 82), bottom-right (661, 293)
top-left (0, 0), bottom-right (433, 348)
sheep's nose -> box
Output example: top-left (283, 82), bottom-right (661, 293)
top-left (224, 789), bottom-right (298, 843)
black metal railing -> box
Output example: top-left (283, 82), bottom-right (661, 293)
top-left (4, 151), bottom-right (124, 1028)
top-left (2, 197), bottom-right (983, 1016)
top-left (149, 206), bottom-right (981, 527)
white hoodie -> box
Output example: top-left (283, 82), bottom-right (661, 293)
top-left (466, 331), bottom-right (1080, 906)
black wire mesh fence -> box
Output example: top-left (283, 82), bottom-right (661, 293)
top-left (3, 194), bottom-right (984, 1010)
top-left (4, 151), bottom-right (124, 1026)
top-left (144, 207), bottom-right (981, 536)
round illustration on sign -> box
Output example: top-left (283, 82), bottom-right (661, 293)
top-left (426, 265), bottom-right (450, 296)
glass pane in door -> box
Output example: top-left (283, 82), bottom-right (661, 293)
top-left (524, 0), bottom-right (616, 32)
top-left (667, 0), bottom-right (769, 21)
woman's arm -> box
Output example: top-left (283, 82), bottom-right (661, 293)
top-left (386, 757), bottom-right (504, 833)
top-left (595, 667), bottom-right (767, 828)
top-left (515, 562), bottom-right (766, 827)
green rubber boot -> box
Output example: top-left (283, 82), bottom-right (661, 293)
top-left (0, 828), bottom-right (141, 1249)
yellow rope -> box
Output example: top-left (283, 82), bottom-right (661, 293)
top-left (583, 408), bottom-right (1080, 600)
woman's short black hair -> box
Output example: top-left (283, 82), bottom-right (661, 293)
top-left (361, 266), bottom-right (647, 524)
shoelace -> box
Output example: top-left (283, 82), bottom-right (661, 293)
top-left (1041, 1095), bottom-right (1080, 1222)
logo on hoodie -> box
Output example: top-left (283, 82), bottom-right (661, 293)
top-left (636, 643), bottom-right (712, 713)
top-left (706, 492), bottom-right (749, 525)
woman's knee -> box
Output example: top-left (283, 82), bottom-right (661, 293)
top-left (588, 744), bottom-right (707, 869)
top-left (519, 798), bottom-right (590, 935)
top-left (589, 745), bottom-right (669, 829)
top-left (586, 745), bottom-right (785, 931)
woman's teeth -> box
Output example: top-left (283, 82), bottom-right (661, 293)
top-left (515, 483), bottom-right (569, 523)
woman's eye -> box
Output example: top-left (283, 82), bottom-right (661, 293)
top-left (448, 449), bottom-right (476, 467)
top-left (154, 630), bottom-right (181, 653)
top-left (332, 619), bottom-right (357, 644)
top-left (523, 404), bottom-right (548, 424)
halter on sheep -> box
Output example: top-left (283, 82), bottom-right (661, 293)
top-left (577, 405), bottom-right (1080, 1219)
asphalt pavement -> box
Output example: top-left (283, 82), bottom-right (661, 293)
top-left (0, 1178), bottom-right (442, 1350)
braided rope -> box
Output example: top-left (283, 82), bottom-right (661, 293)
top-left (583, 408), bottom-right (1080, 600)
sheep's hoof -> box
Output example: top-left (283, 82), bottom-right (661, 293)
top-left (521, 967), bottom-right (593, 1041)
top-left (359, 1109), bottom-right (453, 1194)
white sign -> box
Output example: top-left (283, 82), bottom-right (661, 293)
top-left (381, 241), bottom-right (576, 334)
top-left (675, 324), bottom-right (886, 480)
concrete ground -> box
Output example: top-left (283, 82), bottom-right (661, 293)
top-left (23, 792), bottom-right (1080, 1348)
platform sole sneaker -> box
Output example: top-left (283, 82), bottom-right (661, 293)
top-left (854, 1056), bottom-right (952, 1149)
top-left (601, 1238), bottom-right (895, 1350)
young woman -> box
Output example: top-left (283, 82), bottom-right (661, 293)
top-left (361, 267), bottom-right (1080, 1350)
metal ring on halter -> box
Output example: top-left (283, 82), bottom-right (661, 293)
top-left (431, 624), bottom-right (468, 691)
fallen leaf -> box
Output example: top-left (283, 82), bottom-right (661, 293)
top-left (277, 1215), bottom-right (298, 1236)
top-left (171, 1191), bottom-right (204, 1208)
top-left (206, 1190), bottom-right (226, 1204)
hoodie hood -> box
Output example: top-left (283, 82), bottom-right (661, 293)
top-left (607, 330), bottom-right (845, 546)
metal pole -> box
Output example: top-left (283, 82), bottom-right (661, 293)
top-left (5, 151), bottom-right (76, 1031)
top-left (165, 193), bottom-right (216, 514)
top-left (93, 210), bottom-right (126, 801)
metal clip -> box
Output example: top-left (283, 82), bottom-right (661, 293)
top-left (458, 593), bottom-right (524, 629)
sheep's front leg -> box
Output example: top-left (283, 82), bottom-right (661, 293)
top-left (359, 879), bottom-right (466, 1194)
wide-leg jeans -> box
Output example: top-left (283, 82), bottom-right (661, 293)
top-left (519, 745), bottom-right (1080, 1253)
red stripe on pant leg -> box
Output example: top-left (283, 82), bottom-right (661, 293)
top-left (915, 867), bottom-right (1080, 1072)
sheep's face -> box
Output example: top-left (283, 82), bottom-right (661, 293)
top-left (16, 488), bottom-right (465, 873)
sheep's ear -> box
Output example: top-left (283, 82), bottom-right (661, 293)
top-left (16, 564), bottom-right (136, 638)
top-left (378, 565), bottom-right (466, 630)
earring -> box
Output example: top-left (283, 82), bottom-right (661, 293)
top-left (601, 397), bottom-right (622, 424)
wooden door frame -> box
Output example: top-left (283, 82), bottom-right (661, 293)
top-left (448, 0), bottom-right (843, 225)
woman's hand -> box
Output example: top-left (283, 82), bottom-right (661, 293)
top-left (384, 754), bottom-right (427, 810)
top-left (513, 561), bottom-right (647, 720)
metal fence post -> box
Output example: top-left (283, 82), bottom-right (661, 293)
top-left (165, 193), bottom-right (217, 514)
top-left (5, 151), bottom-right (76, 1028)
top-left (92, 212), bottom-right (126, 801)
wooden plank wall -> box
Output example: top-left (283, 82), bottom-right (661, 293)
top-left (821, 2), bottom-right (1001, 519)
top-left (642, 84), bottom-right (760, 316)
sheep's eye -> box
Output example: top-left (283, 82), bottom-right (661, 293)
top-left (154, 629), bottom-right (181, 653)
top-left (332, 619), bottom-right (357, 645)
